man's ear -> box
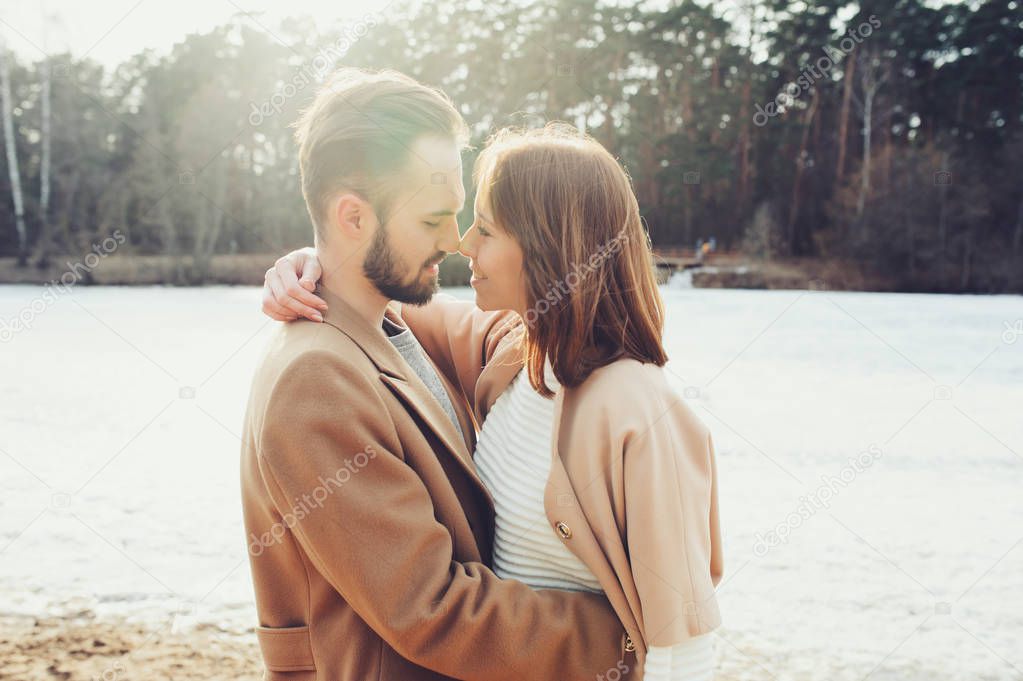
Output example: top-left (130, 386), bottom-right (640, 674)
top-left (332, 193), bottom-right (370, 240)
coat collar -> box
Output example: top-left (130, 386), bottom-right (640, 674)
top-left (317, 284), bottom-right (482, 491)
top-left (317, 284), bottom-right (410, 381)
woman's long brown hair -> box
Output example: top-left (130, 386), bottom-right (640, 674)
top-left (475, 124), bottom-right (667, 397)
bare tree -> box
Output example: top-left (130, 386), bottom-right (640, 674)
top-left (850, 47), bottom-right (891, 223)
top-left (732, 0), bottom-right (762, 219)
top-left (0, 36), bottom-right (27, 265)
top-left (787, 89), bottom-right (819, 241)
top-left (37, 53), bottom-right (53, 266)
top-left (835, 48), bottom-right (856, 186)
top-left (1013, 179), bottom-right (1023, 256)
top-left (33, 58), bottom-right (53, 267)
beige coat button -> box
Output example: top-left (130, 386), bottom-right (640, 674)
top-left (555, 521), bottom-right (572, 539)
top-left (624, 634), bottom-right (635, 652)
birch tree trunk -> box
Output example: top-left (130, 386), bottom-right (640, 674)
top-left (854, 51), bottom-right (888, 226)
top-left (1013, 187), bottom-right (1022, 256)
top-left (788, 90), bottom-right (819, 246)
top-left (37, 57), bottom-right (53, 266)
top-left (836, 51), bottom-right (856, 186)
top-left (0, 39), bottom-right (27, 265)
top-left (856, 89), bottom-right (873, 221)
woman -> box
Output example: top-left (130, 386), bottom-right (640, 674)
top-left (263, 124), bottom-right (723, 680)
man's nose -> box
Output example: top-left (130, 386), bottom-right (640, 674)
top-left (438, 221), bottom-right (460, 253)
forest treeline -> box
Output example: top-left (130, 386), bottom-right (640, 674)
top-left (0, 0), bottom-right (1020, 291)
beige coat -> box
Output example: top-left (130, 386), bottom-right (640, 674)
top-left (240, 286), bottom-right (630, 681)
top-left (403, 295), bottom-right (724, 676)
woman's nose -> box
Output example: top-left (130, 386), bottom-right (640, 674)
top-left (459, 225), bottom-right (478, 258)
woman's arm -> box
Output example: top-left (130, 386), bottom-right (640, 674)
top-left (399, 296), bottom-right (520, 407)
top-left (623, 388), bottom-right (723, 647)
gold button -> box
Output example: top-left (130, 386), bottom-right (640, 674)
top-left (624, 634), bottom-right (635, 652)
top-left (555, 521), bottom-right (572, 539)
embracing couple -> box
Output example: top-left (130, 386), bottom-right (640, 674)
top-left (240, 67), bottom-right (723, 681)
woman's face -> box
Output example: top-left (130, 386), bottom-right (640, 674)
top-left (459, 191), bottom-right (528, 316)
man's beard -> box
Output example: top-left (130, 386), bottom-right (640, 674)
top-left (362, 224), bottom-right (443, 306)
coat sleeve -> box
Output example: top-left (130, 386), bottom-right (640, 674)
top-left (257, 350), bottom-right (625, 681)
top-left (398, 294), bottom-right (521, 405)
top-left (622, 388), bottom-right (723, 647)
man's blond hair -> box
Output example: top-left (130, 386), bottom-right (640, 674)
top-left (293, 68), bottom-right (469, 239)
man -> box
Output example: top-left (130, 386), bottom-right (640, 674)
top-left (241, 68), bottom-right (628, 680)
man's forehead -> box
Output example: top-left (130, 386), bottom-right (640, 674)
top-left (397, 136), bottom-right (465, 211)
top-left (409, 174), bottom-right (465, 215)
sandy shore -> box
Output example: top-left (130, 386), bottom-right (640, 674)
top-left (0, 612), bottom-right (777, 681)
top-left (0, 614), bottom-right (261, 681)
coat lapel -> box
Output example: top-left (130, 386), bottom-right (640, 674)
top-left (317, 285), bottom-right (488, 501)
top-left (429, 352), bottom-right (479, 455)
top-left (378, 372), bottom-right (482, 483)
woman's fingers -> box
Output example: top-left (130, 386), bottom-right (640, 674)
top-left (263, 299), bottom-right (298, 322)
top-left (265, 267), bottom-right (322, 322)
top-left (262, 274), bottom-right (299, 321)
top-left (296, 248), bottom-right (323, 293)
top-left (276, 253), bottom-right (328, 313)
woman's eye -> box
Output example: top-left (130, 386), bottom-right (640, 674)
top-left (478, 227), bottom-right (491, 237)
top-left (424, 221), bottom-right (440, 228)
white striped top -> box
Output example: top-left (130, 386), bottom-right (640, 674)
top-left (475, 363), bottom-right (602, 592)
top-left (474, 365), bottom-right (716, 681)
